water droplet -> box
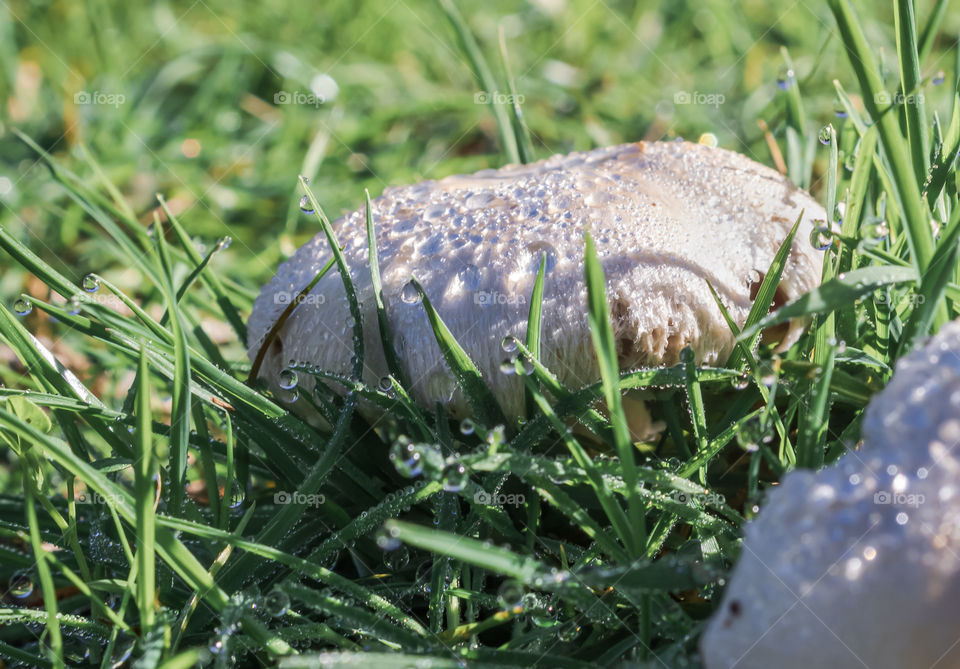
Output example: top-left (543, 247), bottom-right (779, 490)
top-left (82, 274), bottom-right (101, 293)
top-left (809, 222), bottom-right (833, 251)
top-left (464, 192), bottom-right (494, 210)
top-left (13, 298), bottom-right (32, 316)
top-left (389, 439), bottom-right (423, 478)
top-left (730, 373), bottom-right (749, 391)
top-left (400, 281), bottom-right (421, 305)
top-left (9, 570), bottom-right (34, 599)
top-left (278, 368), bottom-right (299, 390)
top-left (264, 588), bottom-right (290, 617)
top-left (457, 264), bottom-right (482, 292)
top-left (376, 526), bottom-right (402, 551)
top-left (500, 357), bottom-right (517, 375)
top-left (933, 70), bottom-right (946, 86)
top-left (216, 236), bottom-right (232, 251)
top-left (442, 463), bottom-right (468, 492)
top-left (834, 107), bottom-right (849, 119)
top-left (383, 546), bottom-right (410, 571)
top-left (378, 376), bottom-right (393, 393)
top-left (818, 125), bottom-right (833, 145)
top-left (528, 601), bottom-right (558, 628)
top-left (299, 195), bottom-right (314, 214)
top-left (698, 132), bottom-right (718, 148)
top-left (525, 241), bottom-right (558, 274)
top-left (520, 356), bottom-right (535, 376)
top-left (557, 623), bottom-right (581, 642)
top-left (497, 580), bottom-right (524, 610)
top-left (737, 415), bottom-right (770, 452)
top-left (776, 68), bottom-right (795, 90)
top-left (501, 335), bottom-right (519, 353)
top-left (228, 480), bottom-right (245, 509)
top-left (459, 418), bottom-right (475, 435)
top-left (861, 218), bottom-right (889, 244)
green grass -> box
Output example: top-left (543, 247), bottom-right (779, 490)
top-left (0, 0), bottom-right (959, 666)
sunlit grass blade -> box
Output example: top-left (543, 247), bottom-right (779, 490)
top-left (796, 343), bottom-right (837, 469)
top-left (918, 0), bottom-right (950, 63)
top-left (522, 373), bottom-right (633, 559)
top-left (901, 206), bottom-right (960, 350)
top-left (298, 177), bottom-right (364, 381)
top-left (151, 222), bottom-right (192, 516)
top-left (365, 189), bottom-right (409, 389)
top-left (248, 254), bottom-right (337, 383)
top-left (435, 0), bottom-right (520, 163)
top-left (738, 265), bottom-right (920, 342)
top-left (134, 346), bottom-right (158, 635)
top-left (583, 230), bottom-right (644, 557)
top-left (828, 0), bottom-right (934, 271)
top-left (925, 93), bottom-right (960, 209)
top-left (24, 488), bottom-right (63, 667)
top-left (410, 276), bottom-right (507, 429)
top-left (727, 213), bottom-right (803, 369)
top-left (893, 0), bottom-right (929, 182)
top-left (498, 26), bottom-right (533, 164)
top-left (523, 252), bottom-right (547, 419)
top-left (159, 194), bottom-right (249, 346)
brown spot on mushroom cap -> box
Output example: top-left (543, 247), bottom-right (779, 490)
top-left (248, 141), bottom-right (825, 421)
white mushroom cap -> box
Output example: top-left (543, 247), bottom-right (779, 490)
top-left (700, 320), bottom-right (960, 669)
top-left (248, 141), bottom-right (825, 421)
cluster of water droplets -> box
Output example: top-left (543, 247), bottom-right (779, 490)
top-left (387, 436), bottom-right (472, 493)
top-left (499, 334), bottom-right (535, 376)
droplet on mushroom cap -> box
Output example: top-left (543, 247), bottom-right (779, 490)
top-left (248, 141), bottom-right (825, 422)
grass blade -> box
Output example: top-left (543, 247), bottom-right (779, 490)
top-left (411, 276), bottom-right (507, 429)
top-left (134, 346), bottom-right (157, 633)
top-left (435, 0), bottom-right (520, 163)
top-left (738, 265), bottom-right (920, 341)
top-left (583, 230), bottom-right (644, 557)
top-left (828, 0), bottom-right (935, 270)
top-left (365, 190), bottom-right (410, 389)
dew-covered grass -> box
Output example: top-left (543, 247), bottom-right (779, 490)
top-left (0, 0), bottom-right (958, 667)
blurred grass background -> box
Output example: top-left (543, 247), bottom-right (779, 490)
top-left (0, 0), bottom-right (957, 407)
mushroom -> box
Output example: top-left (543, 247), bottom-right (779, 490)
top-left (700, 320), bottom-right (960, 669)
top-left (248, 141), bottom-right (825, 430)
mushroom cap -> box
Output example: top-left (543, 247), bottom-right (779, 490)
top-left (248, 141), bottom-right (825, 420)
top-left (700, 321), bottom-right (960, 669)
